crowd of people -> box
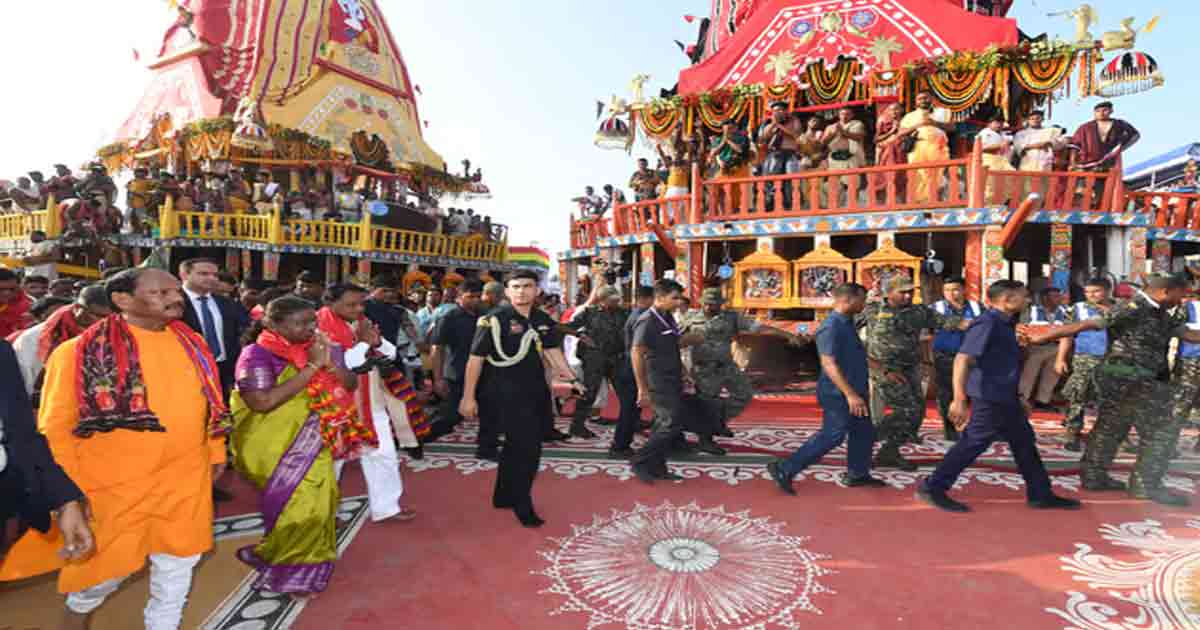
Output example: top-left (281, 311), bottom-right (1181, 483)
top-left (576, 96), bottom-right (1141, 219)
top-left (0, 162), bottom-right (504, 244)
top-left (2, 253), bottom-right (1198, 627)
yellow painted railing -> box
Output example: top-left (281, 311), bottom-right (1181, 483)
top-left (176, 210), bottom-right (272, 242)
top-left (2, 196), bottom-right (508, 266)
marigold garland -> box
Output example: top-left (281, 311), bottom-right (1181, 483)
top-left (640, 104), bottom-right (681, 138)
top-left (1013, 54), bottom-right (1075, 94)
top-left (924, 67), bottom-right (996, 112)
top-left (804, 61), bottom-right (858, 104)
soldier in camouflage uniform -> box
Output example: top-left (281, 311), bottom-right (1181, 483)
top-left (1055, 277), bottom-right (1114, 451)
top-left (681, 289), bottom-right (804, 434)
top-left (860, 277), bottom-right (965, 471)
top-left (1031, 273), bottom-right (1198, 505)
top-left (566, 286), bottom-right (629, 438)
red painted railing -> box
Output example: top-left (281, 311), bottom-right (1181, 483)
top-left (1127, 190), bottom-right (1200, 229)
top-left (699, 159), bottom-right (970, 222)
top-left (569, 215), bottom-right (611, 249)
top-left (984, 168), bottom-right (1119, 212)
top-left (614, 196), bottom-right (688, 233)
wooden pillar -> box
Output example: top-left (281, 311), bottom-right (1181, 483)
top-left (262, 251), bottom-right (280, 282)
top-left (1049, 223), bottom-right (1072, 292)
top-left (1128, 227), bottom-right (1147, 283)
top-left (964, 229), bottom-right (983, 302)
top-left (356, 257), bottom-right (371, 284)
top-left (242, 249), bottom-right (253, 278)
top-left (1151, 239), bottom-right (1172, 273)
top-left (639, 242), bottom-right (656, 286)
top-left (686, 241), bottom-right (704, 302)
top-left (324, 253), bottom-right (339, 282)
top-left (982, 226), bottom-right (1006, 302)
top-left (225, 248), bottom-right (241, 276)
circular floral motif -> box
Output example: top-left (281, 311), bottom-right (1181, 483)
top-left (850, 10), bottom-right (876, 29)
top-left (789, 20), bottom-right (814, 38)
top-left (647, 537), bottom-right (721, 574)
top-left (536, 501), bottom-right (830, 630)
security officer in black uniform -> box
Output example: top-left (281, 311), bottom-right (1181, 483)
top-left (459, 270), bottom-right (577, 528)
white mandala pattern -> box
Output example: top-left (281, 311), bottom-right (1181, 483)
top-left (1046, 518), bottom-right (1200, 629)
top-left (534, 501), bottom-right (831, 630)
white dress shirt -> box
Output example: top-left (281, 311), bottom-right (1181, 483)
top-left (183, 286), bottom-right (226, 362)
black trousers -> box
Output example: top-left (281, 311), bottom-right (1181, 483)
top-left (630, 381), bottom-right (684, 475)
top-left (611, 360), bottom-right (640, 450)
top-left (430, 381), bottom-right (464, 436)
top-left (492, 389), bottom-right (549, 510)
top-left (927, 398), bottom-right (1053, 501)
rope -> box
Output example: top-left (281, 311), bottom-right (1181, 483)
top-left (479, 316), bottom-right (542, 367)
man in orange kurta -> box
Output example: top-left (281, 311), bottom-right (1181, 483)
top-left (2, 268), bottom-right (227, 630)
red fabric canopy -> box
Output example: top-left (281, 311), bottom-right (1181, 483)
top-left (679, 0), bottom-right (1018, 94)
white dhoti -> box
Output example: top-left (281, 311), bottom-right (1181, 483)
top-left (66, 552), bottom-right (200, 630)
top-left (338, 341), bottom-right (408, 522)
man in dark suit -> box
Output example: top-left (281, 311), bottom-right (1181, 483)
top-left (178, 257), bottom-right (246, 503)
top-left (1, 339), bottom-right (92, 562)
top-left (178, 258), bottom-right (245, 397)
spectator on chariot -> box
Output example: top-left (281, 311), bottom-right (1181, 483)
top-left (629, 158), bottom-right (662, 202)
top-left (45, 164), bottom-right (79, 202)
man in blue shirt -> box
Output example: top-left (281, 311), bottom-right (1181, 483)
top-left (610, 285), bottom-right (654, 458)
top-left (768, 283), bottom-right (883, 493)
top-left (918, 280), bottom-right (1081, 513)
top-left (931, 277), bottom-right (983, 442)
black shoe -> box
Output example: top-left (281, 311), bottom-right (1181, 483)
top-left (915, 479), bottom-right (970, 512)
top-left (514, 506), bottom-right (545, 528)
top-left (696, 440), bottom-right (727, 456)
top-left (1028, 494), bottom-right (1082, 510)
top-left (475, 449), bottom-right (500, 462)
top-left (656, 471), bottom-right (684, 482)
top-left (1063, 436), bottom-right (1082, 452)
top-left (670, 440), bottom-right (697, 455)
top-left (715, 426), bottom-right (735, 438)
top-left (1082, 476), bottom-right (1127, 491)
top-left (592, 417), bottom-right (617, 426)
top-left (569, 423), bottom-right (597, 439)
top-left (493, 496), bottom-right (514, 509)
top-left (607, 447), bottom-right (635, 459)
top-left (632, 464), bottom-right (657, 485)
top-left (844, 474), bottom-right (887, 488)
top-left (405, 446), bottom-right (425, 460)
top-left (212, 486), bottom-right (234, 503)
top-left (543, 429), bottom-right (570, 442)
top-left (766, 460), bottom-right (796, 495)
top-left (873, 453), bottom-right (918, 473)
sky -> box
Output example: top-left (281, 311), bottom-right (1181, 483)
top-left (0, 1), bottom-right (1195, 256)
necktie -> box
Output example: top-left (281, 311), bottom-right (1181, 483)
top-left (199, 295), bottom-right (223, 360)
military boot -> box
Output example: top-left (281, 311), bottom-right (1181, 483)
top-left (1128, 473), bottom-right (1191, 506)
top-left (872, 442), bottom-right (918, 472)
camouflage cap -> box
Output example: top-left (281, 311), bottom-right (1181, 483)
top-left (882, 277), bottom-right (916, 293)
top-left (596, 286), bottom-right (620, 300)
top-left (700, 287), bottom-right (726, 305)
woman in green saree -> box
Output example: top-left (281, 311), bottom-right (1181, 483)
top-left (230, 296), bottom-right (363, 595)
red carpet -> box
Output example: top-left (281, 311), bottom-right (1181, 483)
top-left (293, 456), bottom-right (1200, 630)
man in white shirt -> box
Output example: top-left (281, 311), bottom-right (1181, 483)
top-left (1013, 110), bottom-right (1065, 172)
top-left (978, 115), bottom-right (1014, 204)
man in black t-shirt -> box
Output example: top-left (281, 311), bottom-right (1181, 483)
top-left (629, 279), bottom-right (704, 483)
top-left (427, 280), bottom-right (484, 446)
top-left (459, 271), bottom-right (576, 527)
